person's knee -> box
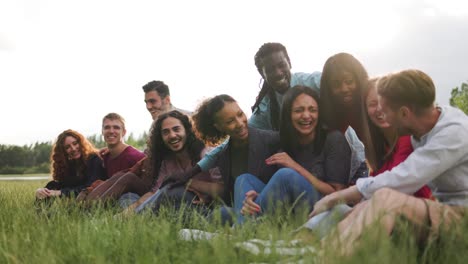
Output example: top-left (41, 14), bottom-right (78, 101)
top-left (271, 168), bottom-right (300, 184)
top-left (121, 172), bottom-right (139, 183)
top-left (169, 187), bottom-right (193, 200)
top-left (372, 188), bottom-right (404, 207)
top-left (234, 173), bottom-right (256, 187)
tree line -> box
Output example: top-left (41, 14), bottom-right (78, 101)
top-left (0, 132), bottom-right (147, 175)
top-left (1, 81), bottom-right (467, 175)
top-left (450, 81), bottom-right (468, 115)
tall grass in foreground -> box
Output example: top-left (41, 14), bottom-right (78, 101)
top-left (1, 181), bottom-right (467, 263)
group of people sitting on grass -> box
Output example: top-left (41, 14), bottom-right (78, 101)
top-left (35, 42), bottom-right (468, 255)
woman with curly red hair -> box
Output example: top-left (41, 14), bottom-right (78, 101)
top-left (35, 129), bottom-right (106, 199)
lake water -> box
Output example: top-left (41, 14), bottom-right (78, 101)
top-left (0, 174), bottom-right (50, 181)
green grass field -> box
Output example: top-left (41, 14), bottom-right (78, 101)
top-left (1, 181), bottom-right (467, 263)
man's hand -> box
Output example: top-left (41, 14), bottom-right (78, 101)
top-left (98, 147), bottom-right (110, 160)
top-left (160, 172), bottom-right (189, 189)
top-left (309, 193), bottom-right (336, 218)
top-left (309, 186), bottom-right (363, 218)
top-left (160, 165), bottom-right (202, 190)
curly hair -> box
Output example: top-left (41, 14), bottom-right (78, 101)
top-left (50, 129), bottom-right (98, 182)
top-left (192, 94), bottom-right (236, 146)
top-left (251, 42), bottom-right (291, 131)
top-left (147, 110), bottom-right (205, 183)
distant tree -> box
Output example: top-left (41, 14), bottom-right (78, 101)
top-left (126, 132), bottom-right (147, 150)
top-left (127, 132), bottom-right (137, 147)
top-left (87, 134), bottom-right (106, 148)
top-left (31, 141), bottom-right (52, 165)
top-left (87, 132), bottom-right (147, 150)
top-left (0, 145), bottom-right (28, 167)
top-left (450, 82), bottom-right (468, 114)
top-left (0, 130), bottom-right (148, 174)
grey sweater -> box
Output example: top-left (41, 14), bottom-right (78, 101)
top-left (357, 106), bottom-right (468, 206)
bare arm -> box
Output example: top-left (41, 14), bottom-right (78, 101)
top-left (266, 152), bottom-right (343, 195)
top-left (293, 164), bottom-right (346, 194)
top-left (187, 179), bottom-right (224, 198)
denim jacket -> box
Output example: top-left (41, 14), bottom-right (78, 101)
top-left (345, 126), bottom-right (368, 184)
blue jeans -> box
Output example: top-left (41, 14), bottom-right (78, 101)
top-left (117, 187), bottom-right (165, 213)
top-left (234, 168), bottom-right (321, 224)
top-left (118, 192), bottom-right (141, 209)
top-left (208, 206), bottom-right (236, 227)
top-left (135, 188), bottom-right (165, 213)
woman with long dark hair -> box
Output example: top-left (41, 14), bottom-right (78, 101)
top-left (239, 86), bottom-right (351, 222)
top-left (319, 52), bottom-right (374, 182)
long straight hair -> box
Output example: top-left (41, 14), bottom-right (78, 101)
top-left (366, 78), bottom-right (399, 169)
top-left (320, 53), bottom-right (377, 170)
top-left (280, 85), bottom-right (326, 156)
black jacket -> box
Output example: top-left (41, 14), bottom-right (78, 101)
top-left (45, 154), bottom-right (106, 197)
top-left (214, 127), bottom-right (280, 205)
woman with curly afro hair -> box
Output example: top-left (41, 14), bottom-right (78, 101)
top-left (35, 129), bottom-right (106, 199)
top-left (192, 94), bottom-right (280, 224)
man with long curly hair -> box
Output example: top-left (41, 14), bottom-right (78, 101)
top-left (92, 110), bottom-right (222, 214)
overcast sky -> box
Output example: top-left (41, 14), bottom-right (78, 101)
top-left (1, 0), bottom-right (467, 146)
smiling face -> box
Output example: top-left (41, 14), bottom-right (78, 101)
top-left (161, 117), bottom-right (187, 153)
top-left (378, 96), bottom-right (412, 136)
top-left (291, 93), bottom-right (319, 143)
top-left (63, 136), bottom-right (81, 160)
top-left (102, 118), bottom-right (126, 147)
top-left (331, 71), bottom-right (358, 107)
top-left (145, 91), bottom-right (171, 120)
top-left (213, 101), bottom-right (248, 143)
top-left (260, 51), bottom-right (292, 94)
top-left (366, 86), bottom-right (390, 129)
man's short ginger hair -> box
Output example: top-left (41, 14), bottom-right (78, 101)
top-left (377, 69), bottom-right (436, 114)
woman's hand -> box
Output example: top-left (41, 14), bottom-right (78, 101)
top-left (265, 152), bottom-right (299, 169)
top-left (35, 188), bottom-right (51, 199)
top-left (48, 190), bottom-right (61, 197)
top-left (240, 190), bottom-right (261, 216)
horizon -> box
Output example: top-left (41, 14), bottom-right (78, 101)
top-left (1, 0), bottom-right (468, 146)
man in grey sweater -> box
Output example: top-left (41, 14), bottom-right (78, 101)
top-left (310, 69), bottom-right (468, 255)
